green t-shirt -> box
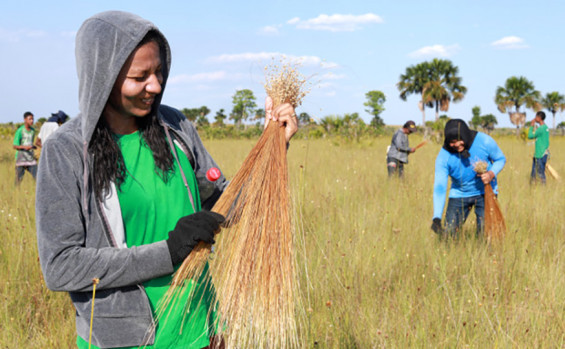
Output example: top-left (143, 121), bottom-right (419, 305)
top-left (13, 125), bottom-right (37, 165)
top-left (528, 124), bottom-right (550, 158)
top-left (78, 131), bottom-right (215, 349)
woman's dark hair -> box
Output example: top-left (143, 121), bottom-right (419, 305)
top-left (89, 31), bottom-right (174, 200)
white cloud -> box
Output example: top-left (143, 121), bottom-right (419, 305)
top-left (408, 44), bottom-right (460, 58)
top-left (491, 36), bottom-right (528, 49)
top-left (321, 72), bottom-right (346, 80)
top-left (0, 28), bottom-right (20, 42)
top-left (60, 31), bottom-right (77, 38)
top-left (208, 52), bottom-right (276, 63)
top-left (287, 17), bottom-right (300, 25)
top-left (0, 28), bottom-right (46, 42)
top-left (287, 13), bottom-right (383, 32)
top-left (26, 30), bottom-right (46, 38)
top-left (259, 25), bottom-right (280, 36)
top-left (317, 82), bottom-right (335, 89)
top-left (168, 71), bottom-right (244, 84)
top-left (207, 52), bottom-right (339, 68)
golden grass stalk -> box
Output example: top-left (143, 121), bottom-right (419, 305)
top-left (154, 59), bottom-right (307, 348)
top-left (547, 163), bottom-right (560, 181)
top-left (210, 121), bottom-right (297, 348)
top-left (473, 160), bottom-right (506, 240)
top-left (414, 140), bottom-right (428, 150)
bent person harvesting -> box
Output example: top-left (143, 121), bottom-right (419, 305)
top-left (431, 119), bottom-right (506, 237)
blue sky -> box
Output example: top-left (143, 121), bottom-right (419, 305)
top-left (2, 0), bottom-right (565, 127)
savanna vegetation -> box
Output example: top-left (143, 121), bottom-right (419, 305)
top-left (2, 57), bottom-right (565, 347)
top-left (1, 130), bottom-right (564, 347)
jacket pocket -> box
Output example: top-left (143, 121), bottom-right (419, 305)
top-left (70, 285), bottom-right (151, 318)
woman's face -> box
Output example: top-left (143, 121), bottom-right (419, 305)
top-left (105, 41), bottom-right (163, 124)
top-left (449, 139), bottom-right (465, 152)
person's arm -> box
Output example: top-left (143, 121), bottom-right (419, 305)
top-left (12, 128), bottom-right (26, 150)
top-left (486, 136), bottom-right (506, 176)
top-left (393, 132), bottom-right (412, 153)
top-left (36, 139), bottom-right (174, 292)
top-left (35, 137), bottom-right (42, 148)
top-left (13, 145), bottom-right (32, 150)
top-left (527, 125), bottom-right (536, 139)
top-left (433, 150), bottom-right (450, 219)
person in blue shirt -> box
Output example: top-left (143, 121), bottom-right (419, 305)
top-left (431, 119), bottom-right (506, 237)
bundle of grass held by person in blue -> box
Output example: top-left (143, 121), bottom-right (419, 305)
top-left (157, 59), bottom-right (308, 348)
top-left (474, 160), bottom-right (506, 240)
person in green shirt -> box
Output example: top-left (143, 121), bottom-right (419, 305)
top-left (528, 111), bottom-right (550, 184)
top-left (12, 111), bottom-right (37, 184)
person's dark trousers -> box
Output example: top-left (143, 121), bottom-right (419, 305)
top-left (15, 165), bottom-right (37, 185)
top-left (530, 155), bottom-right (548, 184)
top-left (444, 195), bottom-right (485, 237)
top-left (386, 157), bottom-right (404, 178)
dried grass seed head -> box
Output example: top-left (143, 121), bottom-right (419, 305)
top-left (264, 57), bottom-right (310, 108)
top-left (473, 160), bottom-right (488, 174)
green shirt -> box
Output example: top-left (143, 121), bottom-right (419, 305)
top-left (528, 124), bottom-right (550, 158)
top-left (13, 125), bottom-right (37, 165)
top-left (78, 131), bottom-right (214, 349)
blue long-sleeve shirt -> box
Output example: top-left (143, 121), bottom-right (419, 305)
top-left (433, 132), bottom-right (506, 219)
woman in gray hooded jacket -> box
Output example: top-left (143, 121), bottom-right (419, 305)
top-left (36, 11), bottom-right (298, 348)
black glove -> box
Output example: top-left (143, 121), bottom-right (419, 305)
top-left (166, 211), bottom-right (225, 265)
top-left (431, 218), bottom-right (443, 234)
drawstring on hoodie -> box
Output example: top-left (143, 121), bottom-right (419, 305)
top-left (89, 278), bottom-right (100, 349)
top-left (163, 125), bottom-right (196, 213)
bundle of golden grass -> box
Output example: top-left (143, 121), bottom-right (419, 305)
top-left (547, 163), bottom-right (560, 181)
top-left (155, 59), bottom-right (307, 348)
top-left (474, 161), bottom-right (506, 240)
top-left (414, 140), bottom-right (428, 150)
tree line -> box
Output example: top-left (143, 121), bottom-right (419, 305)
top-left (182, 58), bottom-right (564, 138)
top-left (10, 59), bottom-right (562, 141)
top-left (397, 58), bottom-right (565, 130)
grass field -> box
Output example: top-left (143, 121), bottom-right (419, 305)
top-left (1, 134), bottom-right (564, 348)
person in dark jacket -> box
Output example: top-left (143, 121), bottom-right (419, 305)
top-left (35, 11), bottom-right (298, 349)
top-left (386, 120), bottom-right (417, 177)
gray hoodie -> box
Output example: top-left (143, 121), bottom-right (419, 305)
top-left (35, 11), bottom-right (227, 347)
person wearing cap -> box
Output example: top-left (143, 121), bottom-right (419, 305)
top-left (35, 110), bottom-right (68, 148)
top-left (386, 120), bottom-right (417, 177)
top-left (431, 119), bottom-right (506, 237)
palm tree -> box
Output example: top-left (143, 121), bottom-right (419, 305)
top-left (421, 59), bottom-right (467, 121)
top-left (494, 76), bottom-right (540, 132)
top-left (398, 59), bottom-right (467, 124)
top-left (540, 91), bottom-right (565, 129)
top-left (397, 62), bottom-right (430, 126)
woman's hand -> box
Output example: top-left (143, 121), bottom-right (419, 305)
top-left (479, 170), bottom-right (495, 184)
top-left (264, 96), bottom-right (298, 143)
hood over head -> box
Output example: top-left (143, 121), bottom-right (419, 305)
top-left (75, 11), bottom-right (171, 145)
top-left (443, 119), bottom-right (477, 158)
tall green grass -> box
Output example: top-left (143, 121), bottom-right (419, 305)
top-left (1, 135), bottom-right (564, 347)
top-left (0, 144), bottom-right (75, 347)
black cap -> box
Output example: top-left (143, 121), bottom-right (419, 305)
top-left (403, 120), bottom-right (417, 133)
